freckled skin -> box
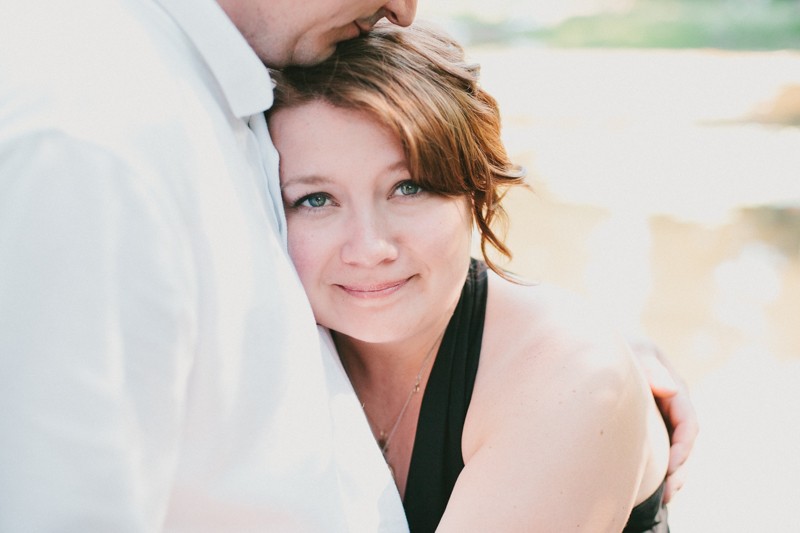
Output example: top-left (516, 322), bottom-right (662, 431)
top-left (271, 101), bottom-right (471, 345)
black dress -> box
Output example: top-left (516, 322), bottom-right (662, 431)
top-left (402, 259), bottom-right (669, 532)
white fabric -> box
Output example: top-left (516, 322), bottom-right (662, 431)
top-left (0, 0), bottom-right (405, 531)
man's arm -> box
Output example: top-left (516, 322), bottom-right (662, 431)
top-left (629, 338), bottom-right (700, 503)
top-left (0, 133), bottom-right (192, 531)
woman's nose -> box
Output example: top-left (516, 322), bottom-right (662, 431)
top-left (340, 211), bottom-right (398, 267)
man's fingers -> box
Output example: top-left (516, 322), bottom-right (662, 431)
top-left (663, 466), bottom-right (686, 504)
top-left (636, 344), bottom-right (679, 397)
top-left (666, 393), bottom-right (700, 442)
top-left (667, 442), bottom-right (692, 475)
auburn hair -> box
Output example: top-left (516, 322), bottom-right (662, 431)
top-left (269, 21), bottom-right (527, 276)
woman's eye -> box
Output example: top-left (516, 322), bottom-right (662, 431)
top-left (296, 193), bottom-right (331, 208)
top-left (395, 181), bottom-right (422, 196)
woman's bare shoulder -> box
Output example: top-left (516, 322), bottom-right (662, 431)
top-left (481, 269), bottom-right (632, 375)
top-left (446, 271), bottom-right (654, 531)
top-left (469, 270), bottom-right (650, 436)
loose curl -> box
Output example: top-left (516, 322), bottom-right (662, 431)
top-left (269, 21), bottom-right (528, 278)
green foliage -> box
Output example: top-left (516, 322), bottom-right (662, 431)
top-left (530, 0), bottom-right (800, 50)
top-left (743, 205), bottom-right (800, 259)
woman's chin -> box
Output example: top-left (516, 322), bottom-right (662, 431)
top-left (326, 321), bottom-right (410, 346)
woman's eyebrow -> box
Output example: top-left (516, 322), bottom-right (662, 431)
top-left (280, 174), bottom-right (334, 189)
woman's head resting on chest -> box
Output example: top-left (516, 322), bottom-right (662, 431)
top-left (267, 22), bottom-right (526, 342)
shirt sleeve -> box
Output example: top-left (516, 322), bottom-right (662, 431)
top-left (0, 130), bottom-right (195, 531)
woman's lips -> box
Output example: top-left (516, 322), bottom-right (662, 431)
top-left (337, 278), bottom-right (410, 299)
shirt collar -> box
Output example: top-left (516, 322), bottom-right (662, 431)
top-left (155, 0), bottom-right (274, 118)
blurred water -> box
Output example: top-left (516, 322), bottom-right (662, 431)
top-left (475, 47), bottom-right (800, 222)
top-left (469, 46), bottom-right (800, 531)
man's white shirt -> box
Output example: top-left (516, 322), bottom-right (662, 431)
top-left (0, 0), bottom-right (405, 530)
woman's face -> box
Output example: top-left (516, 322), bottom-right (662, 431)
top-left (270, 101), bottom-right (472, 344)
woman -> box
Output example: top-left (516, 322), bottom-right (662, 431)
top-left (268, 22), bottom-right (671, 532)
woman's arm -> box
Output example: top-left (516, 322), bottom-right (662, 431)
top-left (437, 277), bottom-right (655, 532)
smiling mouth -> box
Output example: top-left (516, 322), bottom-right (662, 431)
top-left (337, 278), bottom-right (410, 299)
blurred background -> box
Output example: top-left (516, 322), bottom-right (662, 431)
top-left (418, 1), bottom-right (800, 530)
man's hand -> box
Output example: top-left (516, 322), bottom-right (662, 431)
top-left (629, 338), bottom-right (699, 504)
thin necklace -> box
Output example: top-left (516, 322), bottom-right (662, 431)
top-left (363, 329), bottom-right (445, 458)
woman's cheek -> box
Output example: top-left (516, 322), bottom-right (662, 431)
top-left (287, 223), bottom-right (314, 282)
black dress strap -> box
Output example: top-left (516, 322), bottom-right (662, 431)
top-left (403, 259), bottom-right (488, 533)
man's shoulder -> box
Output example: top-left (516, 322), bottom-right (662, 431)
top-left (0, 0), bottom-right (210, 137)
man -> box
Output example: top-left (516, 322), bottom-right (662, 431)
top-left (1, 0), bottom-right (415, 530)
top-left (0, 0), bottom-right (694, 530)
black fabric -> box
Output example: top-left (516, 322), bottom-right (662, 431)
top-left (623, 481), bottom-right (670, 533)
top-left (402, 258), bottom-right (669, 533)
top-left (403, 259), bottom-right (488, 533)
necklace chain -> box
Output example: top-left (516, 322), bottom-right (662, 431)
top-left (362, 330), bottom-right (445, 458)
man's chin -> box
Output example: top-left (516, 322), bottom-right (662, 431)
top-left (297, 27), bottom-right (360, 66)
top-left (286, 44), bottom-right (337, 67)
